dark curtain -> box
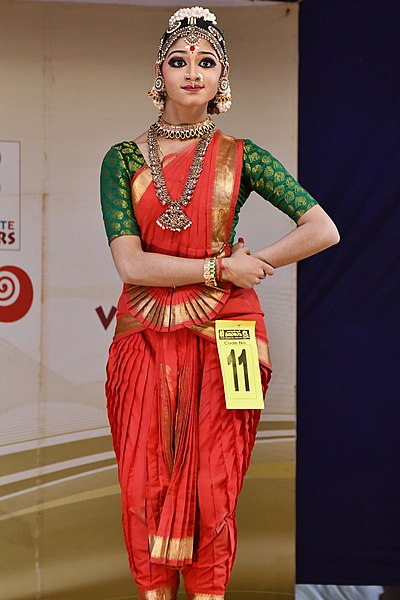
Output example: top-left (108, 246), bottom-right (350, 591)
top-left (297, 0), bottom-right (400, 584)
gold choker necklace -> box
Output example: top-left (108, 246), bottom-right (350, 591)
top-left (153, 116), bottom-right (216, 140)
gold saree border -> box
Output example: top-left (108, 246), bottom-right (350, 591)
top-left (149, 534), bottom-right (193, 562)
top-left (209, 133), bottom-right (240, 256)
top-left (123, 283), bottom-right (230, 332)
top-left (131, 156), bottom-right (175, 207)
top-left (138, 586), bottom-right (178, 600)
top-left (257, 337), bottom-right (272, 370)
top-left (159, 362), bottom-right (175, 476)
top-left (159, 362), bottom-right (190, 476)
top-left (114, 312), bottom-right (147, 338)
top-left (187, 595), bottom-right (224, 600)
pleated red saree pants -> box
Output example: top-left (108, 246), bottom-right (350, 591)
top-left (106, 326), bottom-right (269, 597)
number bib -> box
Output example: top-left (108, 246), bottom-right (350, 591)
top-left (215, 320), bottom-right (264, 409)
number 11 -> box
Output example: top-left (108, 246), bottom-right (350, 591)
top-left (227, 348), bottom-right (250, 392)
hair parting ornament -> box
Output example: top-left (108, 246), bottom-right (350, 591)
top-left (147, 6), bottom-right (232, 114)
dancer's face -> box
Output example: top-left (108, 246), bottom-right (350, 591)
top-left (160, 37), bottom-right (223, 111)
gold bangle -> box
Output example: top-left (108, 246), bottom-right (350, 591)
top-left (204, 257), bottom-right (218, 287)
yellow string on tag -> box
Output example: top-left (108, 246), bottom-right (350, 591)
top-left (215, 320), bottom-right (264, 409)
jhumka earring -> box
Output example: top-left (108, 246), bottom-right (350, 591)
top-left (214, 77), bottom-right (232, 113)
top-left (147, 74), bottom-right (166, 111)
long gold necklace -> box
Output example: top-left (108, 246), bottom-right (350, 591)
top-left (154, 115), bottom-right (215, 140)
top-left (147, 122), bottom-right (214, 231)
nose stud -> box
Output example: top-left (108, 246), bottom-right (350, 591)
top-left (185, 73), bottom-right (203, 87)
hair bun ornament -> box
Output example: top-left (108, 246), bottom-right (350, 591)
top-left (168, 6), bottom-right (218, 29)
top-left (159, 5), bottom-right (228, 74)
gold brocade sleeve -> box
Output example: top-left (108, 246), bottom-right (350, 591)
top-left (100, 142), bottom-right (145, 244)
top-left (229, 139), bottom-right (319, 243)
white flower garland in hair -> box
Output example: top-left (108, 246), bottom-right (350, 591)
top-left (168, 6), bottom-right (217, 29)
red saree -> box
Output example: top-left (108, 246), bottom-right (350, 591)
top-left (106, 131), bottom-right (272, 599)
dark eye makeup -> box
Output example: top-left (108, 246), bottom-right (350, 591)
top-left (167, 57), bottom-right (217, 68)
top-left (168, 58), bottom-right (186, 68)
top-left (199, 57), bottom-right (216, 68)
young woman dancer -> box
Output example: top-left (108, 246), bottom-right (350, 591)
top-left (100, 7), bottom-right (339, 599)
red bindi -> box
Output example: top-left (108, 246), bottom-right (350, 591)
top-left (190, 45), bottom-right (196, 52)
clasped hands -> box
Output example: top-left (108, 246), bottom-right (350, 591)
top-left (220, 240), bottom-right (274, 289)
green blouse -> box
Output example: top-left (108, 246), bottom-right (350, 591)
top-left (100, 138), bottom-right (318, 245)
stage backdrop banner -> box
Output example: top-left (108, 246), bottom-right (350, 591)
top-left (1, 3), bottom-right (299, 599)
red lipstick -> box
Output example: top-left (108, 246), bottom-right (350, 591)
top-left (182, 86), bottom-right (203, 91)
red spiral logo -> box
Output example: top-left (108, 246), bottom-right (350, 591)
top-left (0, 266), bottom-right (34, 322)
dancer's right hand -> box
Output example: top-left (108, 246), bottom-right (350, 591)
top-left (221, 241), bottom-right (274, 288)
